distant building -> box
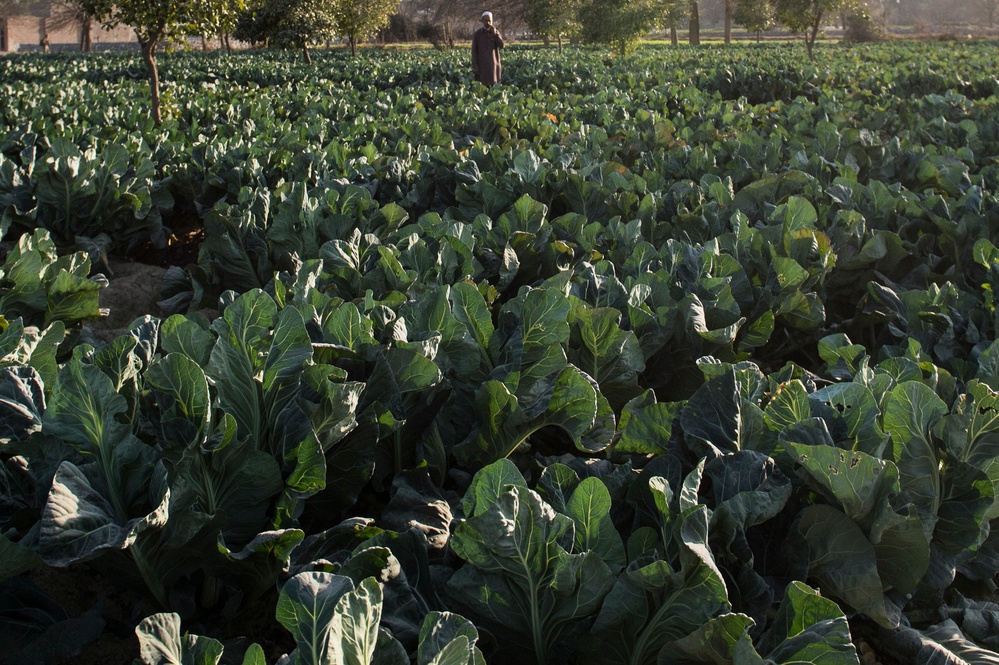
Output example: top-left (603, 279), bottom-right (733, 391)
top-left (1, 2), bottom-right (136, 53)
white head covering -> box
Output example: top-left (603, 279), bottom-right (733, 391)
top-left (481, 11), bottom-right (492, 19)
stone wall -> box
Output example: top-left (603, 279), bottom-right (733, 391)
top-left (1, 7), bottom-right (137, 52)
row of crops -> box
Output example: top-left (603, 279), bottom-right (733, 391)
top-left (2, 41), bottom-right (999, 664)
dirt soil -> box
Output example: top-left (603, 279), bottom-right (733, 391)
top-left (88, 260), bottom-right (169, 342)
top-left (87, 223), bottom-right (205, 341)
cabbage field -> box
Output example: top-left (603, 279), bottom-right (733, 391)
top-left (2, 40), bottom-right (999, 664)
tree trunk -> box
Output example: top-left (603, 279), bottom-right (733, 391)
top-left (806, 11), bottom-right (823, 61)
top-left (350, 35), bottom-right (357, 56)
top-left (557, 34), bottom-right (562, 54)
top-left (724, 0), bottom-right (733, 44)
top-left (689, 1), bottom-right (700, 45)
top-left (671, 25), bottom-right (678, 45)
top-left (303, 44), bottom-right (312, 64)
top-left (80, 18), bottom-right (92, 52)
top-left (1, 17), bottom-right (8, 52)
top-left (201, 34), bottom-right (208, 50)
top-left (140, 38), bottom-right (161, 125)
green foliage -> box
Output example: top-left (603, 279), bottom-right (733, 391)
top-left (78, 0), bottom-right (243, 47)
top-left (773, 0), bottom-right (860, 58)
top-left (523, 0), bottom-right (582, 47)
top-left (330, 0), bottom-right (398, 56)
top-left (235, 0), bottom-right (336, 51)
top-left (448, 461), bottom-right (615, 664)
top-left (0, 228), bottom-right (105, 333)
top-left (578, 0), bottom-right (658, 55)
top-left (7, 137), bottom-right (172, 252)
top-left (2, 42), bottom-right (999, 665)
top-left (733, 0), bottom-right (775, 34)
top-left (77, 0), bottom-right (245, 122)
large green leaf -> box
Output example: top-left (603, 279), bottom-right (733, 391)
top-left (145, 353), bottom-right (211, 452)
top-left (262, 306), bottom-right (315, 456)
top-left (809, 382), bottom-right (886, 457)
top-left (763, 380), bottom-right (811, 431)
top-left (42, 359), bottom-right (155, 529)
top-left (460, 458), bottom-right (527, 519)
top-left (883, 381), bottom-right (948, 517)
top-left (704, 450), bottom-right (792, 528)
top-left (135, 612), bottom-right (224, 665)
top-left (208, 289), bottom-right (276, 448)
top-left (748, 581), bottom-right (860, 664)
top-left (789, 443), bottom-right (930, 594)
top-left (878, 619), bottom-right (999, 665)
top-left (0, 319), bottom-right (65, 389)
top-left (584, 507), bottom-right (730, 665)
top-left (796, 504), bottom-right (900, 628)
top-left (667, 613), bottom-right (755, 665)
top-left (568, 305), bottom-right (645, 410)
top-left (448, 482), bottom-right (613, 665)
top-left (39, 460), bottom-right (169, 568)
top-left (301, 363), bottom-right (364, 453)
top-left (681, 371), bottom-right (743, 455)
top-left (455, 365), bottom-right (600, 465)
top-left (160, 314), bottom-right (215, 369)
top-left (519, 287), bottom-right (571, 363)
top-left (565, 476), bottom-right (626, 572)
top-left (45, 269), bottom-right (104, 326)
top-left (615, 395), bottom-right (681, 456)
top-left (0, 365), bottom-right (46, 446)
top-left (276, 573), bottom-right (383, 665)
top-left (417, 612), bottom-right (486, 665)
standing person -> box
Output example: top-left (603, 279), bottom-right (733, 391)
top-left (471, 11), bottom-right (504, 86)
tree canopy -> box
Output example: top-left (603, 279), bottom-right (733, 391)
top-left (235, 0), bottom-right (335, 61)
top-left (773, 0), bottom-right (858, 59)
top-left (578, 0), bottom-right (658, 55)
top-left (734, 0), bottom-right (775, 37)
top-left (523, 0), bottom-right (581, 52)
top-left (331, 0), bottom-right (398, 56)
top-left (79, 0), bottom-right (245, 123)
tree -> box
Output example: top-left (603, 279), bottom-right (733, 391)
top-left (47, 1), bottom-right (99, 51)
top-left (721, 0), bottom-right (735, 42)
top-left (235, 0), bottom-right (335, 62)
top-left (330, 0), bottom-right (398, 56)
top-left (733, 0), bottom-right (774, 39)
top-left (523, 0), bottom-right (580, 52)
top-left (578, 0), bottom-right (657, 55)
top-left (773, 0), bottom-right (857, 60)
top-left (198, 0), bottom-right (245, 51)
top-left (653, 0), bottom-right (685, 45)
top-left (80, 0), bottom-right (244, 124)
top-left (688, 0), bottom-right (699, 44)
top-left (405, 0), bottom-right (460, 48)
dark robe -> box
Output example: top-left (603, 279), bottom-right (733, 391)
top-left (471, 26), bottom-right (504, 86)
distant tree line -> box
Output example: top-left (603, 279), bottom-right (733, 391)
top-left (9, 0), bottom-right (994, 127)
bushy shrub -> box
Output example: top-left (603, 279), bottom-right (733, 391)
top-left (843, 9), bottom-right (887, 42)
